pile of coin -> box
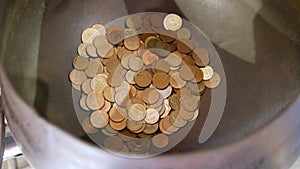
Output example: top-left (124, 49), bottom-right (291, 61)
top-left (69, 13), bottom-right (221, 156)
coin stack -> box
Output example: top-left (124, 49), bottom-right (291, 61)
top-left (69, 13), bottom-right (221, 156)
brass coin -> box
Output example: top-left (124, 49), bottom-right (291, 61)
top-left (179, 64), bottom-right (195, 81)
top-left (145, 108), bottom-right (160, 124)
top-left (119, 129), bottom-right (137, 141)
top-left (142, 15), bottom-right (152, 31)
top-left (128, 56), bottom-right (144, 72)
top-left (145, 36), bottom-right (160, 49)
top-left (125, 70), bottom-right (137, 84)
top-left (169, 40), bottom-right (177, 52)
top-left (77, 43), bottom-right (88, 57)
top-left (161, 103), bottom-right (171, 118)
top-left (90, 110), bottom-right (109, 128)
top-left (143, 123), bottom-right (158, 134)
top-left (139, 133), bottom-right (152, 138)
top-left (166, 51), bottom-right (182, 68)
top-left (124, 35), bottom-right (140, 51)
top-left (106, 25), bottom-right (124, 34)
top-left (96, 42), bottom-right (114, 59)
top-left (157, 85), bottom-right (173, 99)
top-left (86, 44), bottom-right (98, 57)
top-left (152, 41), bottom-right (171, 57)
top-left (201, 66), bottom-right (214, 80)
top-left (179, 109), bottom-right (196, 121)
top-left (105, 123), bottom-right (119, 134)
top-left (93, 35), bottom-right (107, 47)
top-left (103, 86), bottom-right (115, 102)
top-left (181, 97), bottom-right (198, 112)
top-left (170, 111), bottom-right (187, 128)
top-left (80, 94), bottom-right (90, 111)
top-left (162, 116), bottom-right (179, 133)
top-left (91, 74), bottom-right (108, 91)
top-left (103, 136), bottom-right (123, 152)
top-left (85, 59), bottom-right (103, 77)
top-left (127, 120), bottom-right (145, 133)
top-left (81, 79), bottom-right (92, 94)
top-left (169, 72), bottom-right (186, 89)
top-left (150, 14), bottom-right (163, 28)
top-left (69, 69), bottom-right (87, 85)
top-left (126, 14), bottom-right (143, 29)
top-left (177, 39), bottom-right (193, 53)
top-left (152, 72), bottom-right (170, 89)
top-left (105, 56), bottom-right (121, 73)
top-left (114, 89), bottom-right (130, 108)
top-left (107, 68), bottom-right (126, 88)
top-left (191, 67), bottom-right (204, 83)
top-left (159, 118), bottom-right (172, 135)
top-left (109, 106), bottom-right (125, 122)
top-left (163, 13), bottom-right (182, 31)
top-left (141, 88), bottom-right (160, 105)
top-left (132, 122), bottom-right (146, 134)
top-left (128, 138), bottom-right (150, 154)
top-left (73, 56), bottom-right (89, 70)
top-left (169, 94), bottom-right (180, 110)
top-left (176, 27), bottom-right (191, 39)
top-left (100, 100), bottom-right (111, 113)
top-left (141, 49), bottom-right (158, 65)
top-left (153, 59), bottom-right (170, 73)
top-left (190, 109), bottom-right (199, 121)
top-left (152, 133), bottom-right (169, 148)
top-left (81, 117), bottom-right (98, 135)
top-left (123, 28), bottom-right (138, 38)
top-left (204, 72), bottom-right (221, 88)
top-left (118, 47), bottom-right (133, 59)
top-left (159, 29), bottom-right (176, 43)
top-left (82, 28), bottom-right (100, 43)
top-left (192, 48), bottom-right (209, 67)
top-left (128, 103), bottom-right (147, 122)
top-left (121, 53), bottom-right (136, 70)
top-left (92, 24), bottom-right (106, 35)
top-left (109, 118), bottom-right (127, 131)
top-left (101, 128), bottom-right (116, 137)
top-left (182, 54), bottom-right (194, 65)
top-left (107, 29), bottom-right (124, 45)
top-left (86, 91), bottom-right (105, 110)
top-left (134, 70), bottom-right (152, 88)
top-left (149, 94), bottom-right (164, 109)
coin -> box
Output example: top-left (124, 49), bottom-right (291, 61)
top-left (152, 133), bottom-right (169, 148)
top-left (100, 100), bottom-right (111, 113)
top-left (157, 85), bottom-right (173, 99)
top-left (141, 88), bottom-right (160, 105)
top-left (81, 117), bottom-right (99, 135)
top-left (90, 110), bottom-right (109, 128)
top-left (123, 28), bottom-right (138, 38)
top-left (86, 91), bottom-right (105, 110)
top-left (179, 109), bottom-right (196, 121)
top-left (181, 97), bottom-right (198, 112)
top-left (177, 39), bottom-right (193, 53)
top-left (169, 94), bottom-right (180, 110)
top-left (163, 13), bottom-right (182, 31)
top-left (192, 48), bottom-right (209, 67)
top-left (82, 28), bottom-right (100, 43)
top-left (121, 53), bottom-right (135, 70)
top-left (176, 27), bottom-right (191, 39)
top-left (141, 49), bottom-right (158, 65)
top-left (152, 72), bottom-right (170, 89)
top-left (120, 145), bottom-right (130, 154)
top-left (170, 111), bottom-right (187, 128)
top-left (179, 64), bottom-right (195, 81)
top-left (86, 44), bottom-right (98, 57)
top-left (142, 15), bottom-right (152, 31)
top-left (114, 89), bottom-right (130, 107)
top-left (145, 108), bottom-right (160, 124)
top-left (115, 81), bottom-right (131, 92)
top-left (191, 67), bottom-right (204, 83)
top-left (124, 35), bottom-right (140, 51)
top-left (96, 42), bottom-right (114, 59)
top-left (203, 72), bottom-right (221, 88)
top-left (91, 74), bottom-right (108, 91)
top-left (77, 43), bottom-right (88, 57)
top-left (101, 128), bottom-right (116, 137)
top-left (153, 59), bottom-right (170, 73)
top-left (159, 117), bottom-right (172, 135)
top-left (126, 14), bottom-right (143, 29)
top-left (152, 41), bottom-right (170, 57)
top-left (105, 124), bottom-right (119, 134)
top-left (93, 35), bottom-right (107, 47)
top-left (103, 86), bottom-right (115, 102)
top-left (109, 106), bottom-right (125, 122)
top-left (107, 29), bottom-right (124, 45)
top-left (182, 54), bottom-right (194, 65)
top-left (119, 129), bottom-right (137, 141)
top-left (128, 103), bottom-right (146, 122)
top-left (134, 70), bottom-right (152, 88)
top-left (150, 14), bottom-right (163, 28)
top-left (69, 69), bottom-right (87, 85)
top-left (104, 136), bottom-right (123, 152)
top-left (109, 118), bottom-right (127, 131)
top-left (200, 66), bottom-right (214, 80)
top-left (81, 79), bottom-right (92, 94)
top-left (85, 59), bottom-right (103, 77)
top-left (92, 24), bottom-right (106, 35)
top-left (159, 30), bottom-right (176, 43)
top-left (72, 83), bottom-right (81, 90)
top-left (128, 56), bottom-right (144, 72)
top-left (143, 123), bottom-right (158, 134)
top-left (125, 70), bottom-right (136, 84)
top-left (128, 138), bottom-right (150, 154)
top-left (169, 72), bottom-right (186, 89)
top-left (127, 120), bottom-right (145, 133)
top-left (166, 51), bottom-right (182, 68)
top-left (145, 36), bottom-right (160, 48)
top-left (80, 94), bottom-right (90, 111)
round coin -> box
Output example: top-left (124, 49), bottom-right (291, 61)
top-left (86, 91), bottom-right (105, 110)
top-left (128, 103), bottom-right (147, 122)
top-left (143, 123), bottom-right (159, 134)
top-left (114, 89), bottom-right (130, 107)
top-left (152, 133), bottom-right (169, 148)
top-left (200, 66), bottom-right (214, 80)
top-left (82, 28), bottom-right (100, 43)
top-left (126, 14), bottom-right (143, 29)
top-left (104, 136), bottom-right (123, 152)
top-left (152, 72), bottom-right (170, 89)
top-left (73, 56), bottom-right (89, 70)
top-left (90, 110), bottom-right (109, 128)
top-left (128, 56), bottom-right (144, 72)
top-left (124, 35), bottom-right (140, 51)
top-left (145, 108), bottom-right (160, 124)
top-left (169, 72), bottom-right (186, 89)
top-left (69, 69), bottom-right (87, 85)
top-left (81, 117), bottom-right (99, 135)
top-left (134, 70), bottom-right (152, 88)
top-left (192, 48), bottom-right (209, 67)
top-left (91, 74), bottom-right (108, 91)
top-left (176, 27), bottom-right (191, 39)
top-left (203, 72), bottom-right (221, 88)
top-left (163, 13), bottom-right (182, 31)
top-left (109, 118), bottom-right (127, 131)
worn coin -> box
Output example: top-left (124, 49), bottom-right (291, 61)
top-left (126, 14), bottom-right (143, 29)
top-left (128, 103), bottom-right (147, 122)
top-left (163, 13), bottom-right (182, 31)
top-left (134, 70), bottom-right (152, 88)
top-left (109, 118), bottom-right (127, 131)
top-left (203, 72), bottom-right (221, 88)
top-left (69, 69), bottom-right (87, 85)
top-left (104, 136), bottom-right (124, 152)
top-left (166, 51), bottom-right (182, 68)
top-left (82, 28), bottom-right (100, 43)
top-left (90, 110), bottom-right (109, 128)
top-left (152, 133), bottom-right (169, 148)
top-left (86, 91), bottom-right (105, 110)
top-left (169, 72), bottom-right (186, 89)
top-left (200, 66), bottom-right (214, 80)
top-left (145, 108), bottom-right (160, 124)
top-left (77, 43), bottom-right (88, 57)
top-left (143, 123), bottom-right (159, 134)
top-left (115, 89), bottom-right (130, 108)
top-left (128, 56), bottom-right (144, 72)
top-left (79, 94), bottom-right (90, 111)
top-left (81, 117), bottom-right (99, 135)
top-left (192, 48), bottom-right (209, 67)
top-left (91, 74), bottom-right (108, 91)
top-left (152, 72), bottom-right (170, 89)
top-left (124, 35), bottom-right (140, 51)
top-left (176, 27), bottom-right (191, 39)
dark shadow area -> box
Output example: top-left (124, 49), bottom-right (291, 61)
top-left (33, 78), bottom-right (49, 118)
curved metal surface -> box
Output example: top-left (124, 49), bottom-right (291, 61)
top-left (0, 97), bottom-right (5, 168)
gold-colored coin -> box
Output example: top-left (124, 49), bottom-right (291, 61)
top-left (81, 117), bottom-right (99, 135)
top-left (92, 24), bottom-right (106, 35)
top-left (142, 15), bottom-right (152, 31)
top-left (82, 28), bottom-right (100, 43)
top-left (86, 44), bottom-right (98, 57)
top-left (134, 70), bottom-right (152, 88)
top-left (168, 94), bottom-right (180, 110)
top-left (127, 120), bottom-right (145, 133)
top-left (114, 89), bottom-right (130, 107)
top-left (169, 111), bottom-right (187, 128)
top-left (181, 97), bottom-right (198, 112)
top-left (120, 53), bottom-right (135, 70)
top-left (125, 70), bottom-right (136, 84)
top-left (119, 129), bottom-right (137, 141)
top-left (69, 69), bottom-right (87, 85)
top-left (115, 81), bottom-right (131, 93)
top-left (157, 85), bottom-right (173, 99)
top-left (200, 66), bottom-right (214, 80)
top-left (128, 56), bottom-right (144, 72)
top-left (109, 106), bottom-right (125, 122)
top-left (159, 29), bottom-right (176, 43)
top-left (191, 67), bottom-right (204, 83)
top-left (85, 59), bottom-right (103, 77)
top-left (150, 14), bottom-right (163, 28)
top-left (192, 48), bottom-right (209, 67)
top-left (145, 108), bottom-right (160, 124)
top-left (153, 59), bottom-right (170, 73)
top-left (72, 83), bottom-right (81, 91)
top-left (159, 117), bottom-right (172, 135)
top-left (143, 123), bottom-right (158, 134)
top-left (204, 72), bottom-right (221, 88)
top-left (169, 72), bottom-right (186, 89)
top-left (79, 94), bottom-right (90, 111)
top-left (100, 100), bottom-right (111, 113)
top-left (179, 64), bottom-right (195, 81)
top-left (77, 43), bottom-right (88, 58)
top-left (166, 51), bottom-right (182, 68)
top-left (103, 86), bottom-right (115, 102)
top-left (123, 28), bottom-right (138, 38)
top-left (128, 103), bottom-right (147, 122)
top-left (86, 91), bottom-right (105, 110)
top-left (90, 110), bottom-right (109, 128)
top-left (93, 35), bottom-right (107, 48)
top-left (141, 88), bottom-right (160, 105)
top-left (103, 136), bottom-right (124, 152)
top-left (176, 27), bottom-right (191, 39)
top-left (182, 54), bottom-right (194, 65)
top-left (124, 35), bottom-right (140, 51)
top-left (126, 14), bottom-right (143, 29)
top-left (176, 39), bottom-right (193, 53)
top-left (161, 102), bottom-right (171, 118)
top-left (109, 118), bottom-right (127, 131)
top-left (141, 49), bottom-right (159, 65)
top-left (152, 72), bottom-right (170, 89)
top-left (145, 36), bottom-right (160, 49)
top-left (91, 74), bottom-right (108, 91)
top-left (107, 29), bottom-right (124, 45)
top-left (81, 79), bottom-right (92, 95)
top-left (152, 133), bottom-right (169, 148)
top-left (179, 109), bottom-right (195, 121)
top-left (96, 42), bottom-right (114, 59)
top-left (163, 13), bottom-right (182, 31)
